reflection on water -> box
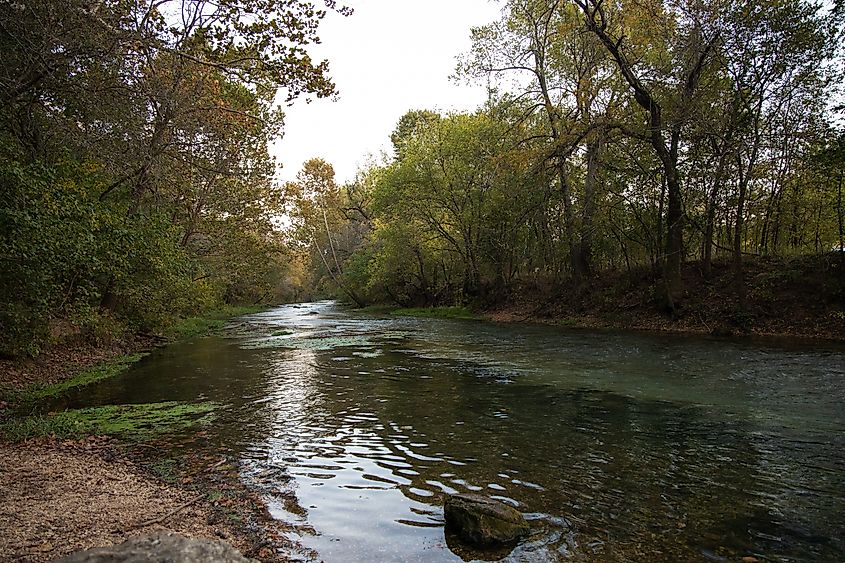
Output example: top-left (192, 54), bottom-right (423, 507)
top-left (59, 301), bottom-right (845, 561)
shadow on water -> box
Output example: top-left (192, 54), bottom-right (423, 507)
top-left (53, 301), bottom-right (845, 561)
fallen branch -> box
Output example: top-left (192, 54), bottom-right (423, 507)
top-left (209, 456), bottom-right (228, 471)
top-left (116, 493), bottom-right (206, 533)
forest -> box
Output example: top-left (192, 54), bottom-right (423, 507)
top-left (0, 0), bottom-right (351, 356)
top-left (286, 0), bottom-right (845, 329)
top-left (2, 0), bottom-right (844, 358)
top-left (2, 2), bottom-right (845, 561)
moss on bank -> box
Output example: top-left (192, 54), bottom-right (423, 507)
top-left (355, 304), bottom-right (400, 315)
top-left (1, 304), bottom-right (268, 407)
top-left (0, 401), bottom-right (218, 442)
top-left (1, 305), bottom-right (260, 444)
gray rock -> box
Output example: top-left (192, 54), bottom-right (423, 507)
top-left (56, 532), bottom-right (255, 563)
top-left (444, 493), bottom-right (530, 547)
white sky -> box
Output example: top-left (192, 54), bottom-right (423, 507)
top-left (271, 0), bottom-right (503, 184)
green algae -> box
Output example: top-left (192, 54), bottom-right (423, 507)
top-left (0, 401), bottom-right (218, 442)
top-left (244, 334), bottom-right (373, 351)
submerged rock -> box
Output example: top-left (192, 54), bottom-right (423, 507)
top-left (58, 533), bottom-right (254, 562)
top-left (444, 493), bottom-right (530, 547)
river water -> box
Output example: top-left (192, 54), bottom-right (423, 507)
top-left (60, 301), bottom-right (845, 561)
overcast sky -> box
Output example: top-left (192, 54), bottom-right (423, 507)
top-left (271, 1), bottom-right (503, 184)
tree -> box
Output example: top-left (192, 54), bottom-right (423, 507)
top-left (461, 0), bottom-right (625, 279)
top-left (573, 0), bottom-right (722, 311)
top-left (285, 158), bottom-right (365, 306)
top-left (0, 0), bottom-right (350, 355)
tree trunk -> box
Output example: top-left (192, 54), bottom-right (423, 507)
top-left (557, 163), bottom-right (581, 279)
top-left (534, 41), bottom-right (582, 281)
top-left (312, 232), bottom-right (363, 308)
top-left (703, 152), bottom-right (728, 278)
top-left (663, 162), bottom-right (684, 312)
top-left (578, 137), bottom-right (602, 277)
top-left (837, 172), bottom-right (844, 257)
top-left (734, 165), bottom-right (749, 310)
top-left (656, 173), bottom-right (666, 274)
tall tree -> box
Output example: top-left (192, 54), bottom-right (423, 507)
top-left (573, 0), bottom-right (721, 311)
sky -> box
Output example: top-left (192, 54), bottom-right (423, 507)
top-left (271, 0), bottom-right (503, 184)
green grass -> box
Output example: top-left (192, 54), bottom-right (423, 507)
top-left (354, 304), bottom-right (480, 320)
top-left (354, 304), bottom-right (400, 314)
top-left (392, 306), bottom-right (480, 320)
top-left (168, 305), bottom-right (267, 338)
top-left (0, 401), bottom-right (218, 442)
top-left (168, 316), bottom-right (228, 338)
top-left (9, 353), bottom-right (146, 404)
top-left (148, 457), bottom-right (180, 484)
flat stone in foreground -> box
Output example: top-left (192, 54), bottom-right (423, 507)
top-left (57, 532), bottom-right (255, 563)
top-left (444, 493), bottom-right (530, 547)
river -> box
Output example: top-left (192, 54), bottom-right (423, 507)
top-left (58, 301), bottom-right (845, 561)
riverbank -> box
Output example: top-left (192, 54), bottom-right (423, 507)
top-left (377, 255), bottom-right (844, 342)
top-left (0, 305), bottom-right (296, 561)
top-left (0, 437), bottom-right (301, 561)
top-left (489, 255), bottom-right (844, 342)
top-left (0, 305), bottom-right (265, 397)
top-left (0, 437), bottom-right (223, 561)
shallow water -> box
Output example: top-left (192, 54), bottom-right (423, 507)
top-left (60, 301), bottom-right (845, 561)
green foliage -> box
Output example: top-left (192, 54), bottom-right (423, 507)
top-left (292, 0), bottom-right (844, 316)
top-left (0, 401), bottom-right (218, 442)
top-left (0, 160), bottom-right (219, 355)
top-left (0, 0), bottom-right (344, 358)
top-left (0, 161), bottom-right (92, 355)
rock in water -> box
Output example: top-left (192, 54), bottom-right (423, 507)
top-left (444, 493), bottom-right (530, 547)
top-left (57, 532), bottom-right (255, 562)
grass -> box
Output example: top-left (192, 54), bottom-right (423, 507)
top-left (9, 353), bottom-right (146, 405)
top-left (354, 304), bottom-right (400, 315)
top-left (149, 457), bottom-right (180, 484)
top-left (0, 401), bottom-right (218, 442)
top-left (167, 304), bottom-right (267, 339)
top-left (353, 304), bottom-right (481, 320)
top-left (392, 306), bottom-right (480, 320)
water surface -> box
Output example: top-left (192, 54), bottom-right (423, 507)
top-left (61, 301), bottom-right (845, 561)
